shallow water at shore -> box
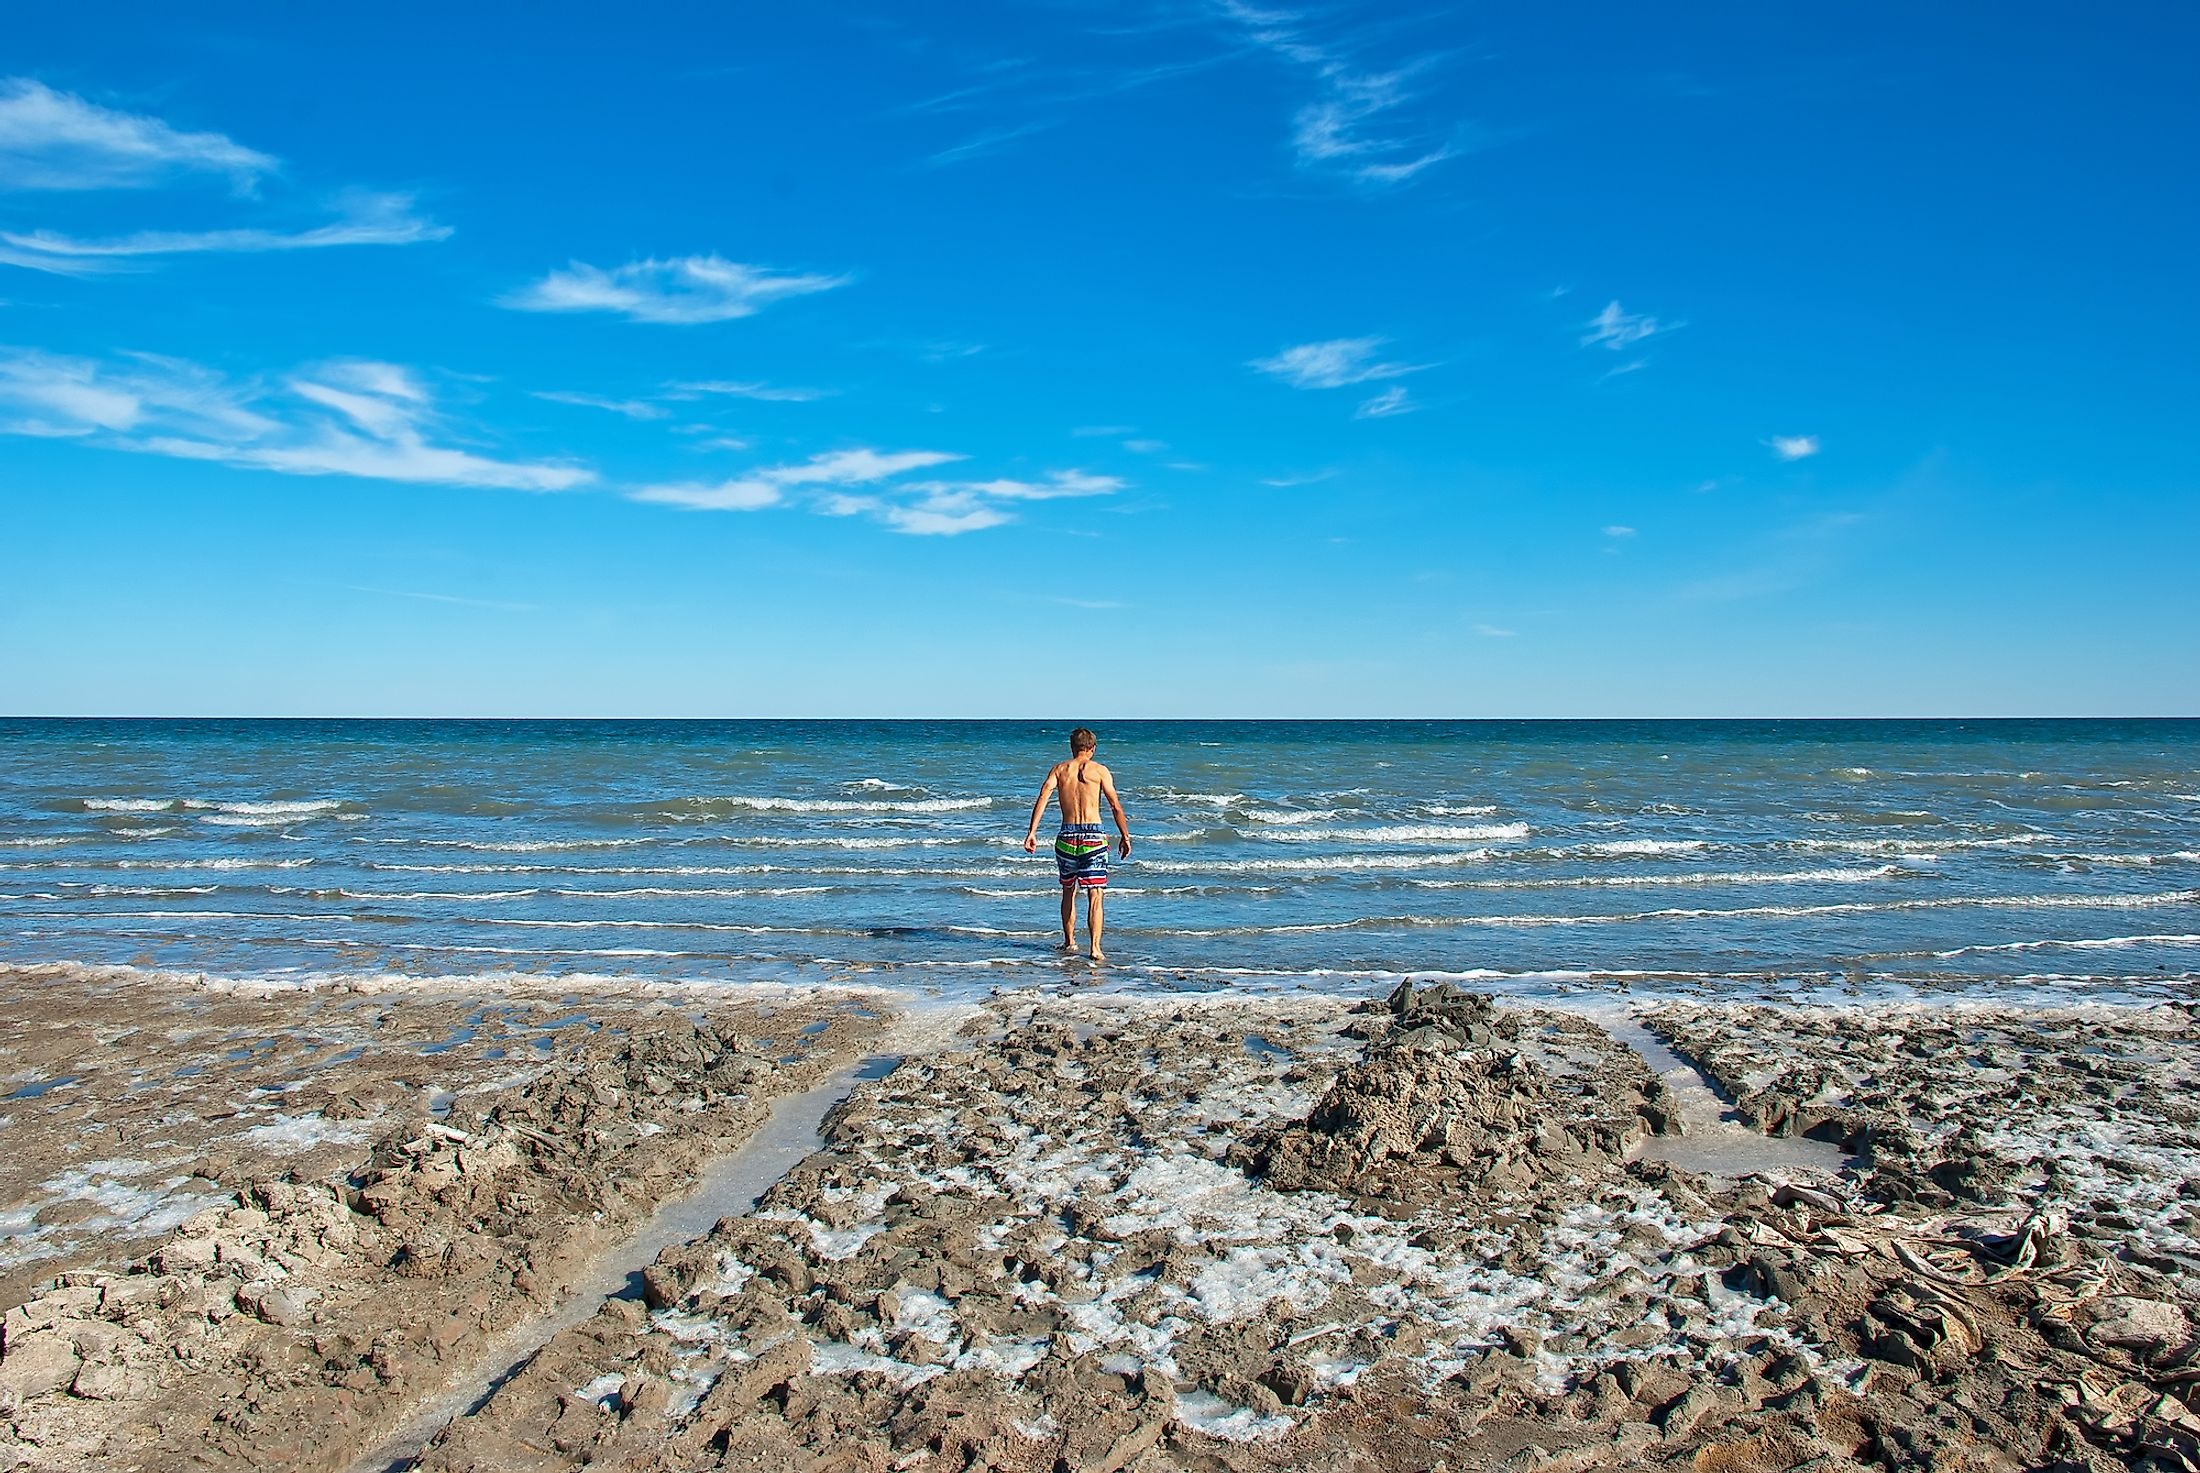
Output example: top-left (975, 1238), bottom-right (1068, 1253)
top-left (2, 718), bottom-right (2194, 1003)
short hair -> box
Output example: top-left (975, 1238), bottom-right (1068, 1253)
top-left (1068, 727), bottom-right (1097, 753)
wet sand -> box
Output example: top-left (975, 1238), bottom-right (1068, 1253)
top-left (5, 968), bottom-right (2198, 1471)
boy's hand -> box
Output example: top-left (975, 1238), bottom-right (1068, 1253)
top-left (1023, 832), bottom-right (1038, 853)
top-left (1117, 835), bottom-right (1132, 859)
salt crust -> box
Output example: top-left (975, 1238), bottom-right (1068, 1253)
top-left (634, 998), bottom-right (1803, 1443)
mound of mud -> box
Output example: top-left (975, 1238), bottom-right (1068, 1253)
top-left (1253, 982), bottom-right (1653, 1202)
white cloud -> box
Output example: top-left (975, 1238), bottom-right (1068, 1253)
top-left (1471, 623), bottom-right (1516, 638)
top-left (1216, 3), bottom-right (1456, 187)
top-left (1251, 336), bottom-right (1423, 390)
top-left (0, 79), bottom-right (274, 193)
top-left (1122, 438), bottom-right (1166, 453)
top-left (1581, 300), bottom-right (1673, 351)
top-left (0, 192), bottom-right (448, 271)
top-left (628, 448), bottom-right (962, 514)
top-left (628, 453), bottom-right (1121, 536)
top-left (875, 494), bottom-right (1013, 536)
top-left (532, 390), bottom-right (668, 420)
top-left (1604, 524), bottom-right (1636, 538)
top-left (907, 470), bottom-right (1122, 502)
top-left (0, 346), bottom-right (590, 491)
top-left (1767, 434), bottom-right (1821, 460)
top-left (502, 255), bottom-right (846, 325)
top-left (1354, 385), bottom-right (1413, 418)
top-left (664, 379), bottom-right (831, 402)
top-left (1259, 468), bottom-right (1337, 487)
top-left (627, 477), bottom-right (786, 512)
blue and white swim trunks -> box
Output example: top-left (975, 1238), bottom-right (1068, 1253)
top-left (1054, 824), bottom-right (1109, 888)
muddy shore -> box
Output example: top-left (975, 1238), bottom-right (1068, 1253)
top-left (5, 967), bottom-right (2198, 1471)
top-left (0, 965), bottom-right (891, 1471)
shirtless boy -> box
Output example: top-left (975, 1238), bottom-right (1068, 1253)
top-left (1022, 727), bottom-right (1132, 960)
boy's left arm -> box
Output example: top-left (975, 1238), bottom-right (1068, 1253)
top-left (1101, 768), bottom-right (1132, 857)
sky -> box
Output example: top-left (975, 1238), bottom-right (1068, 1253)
top-left (2, 2), bottom-right (2195, 718)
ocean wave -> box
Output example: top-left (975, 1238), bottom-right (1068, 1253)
top-left (1236, 809), bottom-right (1341, 825)
top-left (1166, 888), bottom-right (2200, 934)
top-left (189, 799), bottom-right (345, 816)
top-left (1786, 835), bottom-right (2053, 855)
top-left (546, 885), bottom-right (838, 899)
top-left (199, 813), bottom-right (313, 828)
top-left (1151, 791), bottom-right (1247, 807)
top-left (1407, 865), bottom-right (1901, 891)
top-left (1575, 839), bottom-right (1706, 857)
top-left (1138, 850), bottom-right (1494, 874)
top-left (665, 795), bottom-right (993, 815)
top-left (114, 858), bottom-right (316, 871)
top-left (81, 798), bottom-right (174, 813)
top-left (1424, 804), bottom-right (1499, 816)
top-left (1260, 823), bottom-right (1530, 844)
top-left (1921, 934), bottom-right (2200, 958)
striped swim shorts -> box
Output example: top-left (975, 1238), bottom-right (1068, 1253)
top-left (1054, 823), bottom-right (1109, 888)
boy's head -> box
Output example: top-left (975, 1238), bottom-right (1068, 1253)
top-left (1069, 727), bottom-right (1097, 754)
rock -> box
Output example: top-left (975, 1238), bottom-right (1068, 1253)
top-left (1656, 1384), bottom-right (1734, 1440)
top-left (70, 1360), bottom-right (145, 1401)
top-left (0, 1331), bottom-right (81, 1409)
top-left (238, 1281), bottom-right (316, 1327)
top-left (154, 1236), bottom-right (221, 1274)
top-left (2087, 1297), bottom-right (2191, 1359)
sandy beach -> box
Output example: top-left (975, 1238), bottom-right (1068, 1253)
top-left (4, 966), bottom-right (2196, 1472)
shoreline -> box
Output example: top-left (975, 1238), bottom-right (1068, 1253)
top-left (2, 966), bottom-right (2195, 1470)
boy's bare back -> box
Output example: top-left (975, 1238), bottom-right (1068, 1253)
top-left (1046, 756), bottom-right (1116, 826)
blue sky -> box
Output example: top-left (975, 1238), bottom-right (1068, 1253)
top-left (2, 3), bottom-right (2194, 717)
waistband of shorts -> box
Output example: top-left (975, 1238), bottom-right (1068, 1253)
top-left (1057, 822), bottom-right (1105, 833)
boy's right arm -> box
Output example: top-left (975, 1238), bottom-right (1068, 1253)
top-left (1023, 766), bottom-right (1058, 853)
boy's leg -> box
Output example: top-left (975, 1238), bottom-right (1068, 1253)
top-left (1087, 886), bottom-right (1105, 960)
top-left (1059, 885), bottom-right (1076, 949)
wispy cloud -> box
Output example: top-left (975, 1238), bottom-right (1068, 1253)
top-left (920, 120), bottom-right (1058, 169)
top-left (632, 453), bottom-right (1122, 536)
top-left (629, 448), bottom-right (963, 513)
top-left (1581, 300), bottom-right (1675, 352)
top-left (1259, 468), bottom-right (1336, 487)
top-left (0, 79), bottom-right (275, 193)
top-left (1471, 622), bottom-right (1516, 638)
top-left (1603, 524), bottom-right (1636, 538)
top-left (1251, 336), bottom-right (1425, 390)
top-left (0, 347), bottom-right (590, 491)
top-left (348, 585), bottom-right (539, 613)
top-left (664, 379), bottom-right (832, 403)
top-left (1214, 2), bottom-right (1458, 186)
top-left (0, 192), bottom-right (449, 274)
top-left (1353, 385), bottom-right (1414, 419)
top-left (1766, 433), bottom-right (1821, 460)
top-left (501, 255), bottom-right (846, 325)
top-left (531, 390), bottom-right (668, 420)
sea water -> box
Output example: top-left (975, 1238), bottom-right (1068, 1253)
top-left (0, 719), bottom-right (2193, 1003)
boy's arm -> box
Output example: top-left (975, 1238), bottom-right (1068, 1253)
top-left (1100, 767), bottom-right (1132, 857)
top-left (1023, 767), bottom-right (1059, 853)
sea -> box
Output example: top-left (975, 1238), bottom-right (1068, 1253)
top-left (0, 719), bottom-right (2194, 1005)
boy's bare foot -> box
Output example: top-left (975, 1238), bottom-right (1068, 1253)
top-left (1089, 947), bottom-right (1106, 962)
top-left (1058, 940), bottom-right (1078, 953)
